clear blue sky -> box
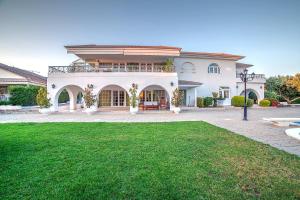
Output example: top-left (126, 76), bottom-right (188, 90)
top-left (0, 0), bottom-right (299, 77)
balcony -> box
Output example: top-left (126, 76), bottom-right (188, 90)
top-left (49, 63), bottom-right (175, 74)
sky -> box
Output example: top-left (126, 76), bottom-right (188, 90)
top-left (0, 0), bottom-right (299, 77)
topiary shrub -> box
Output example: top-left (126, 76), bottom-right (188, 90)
top-left (259, 99), bottom-right (271, 107)
top-left (8, 85), bottom-right (40, 106)
top-left (36, 87), bottom-right (51, 108)
top-left (231, 96), bottom-right (253, 107)
top-left (197, 97), bottom-right (204, 108)
top-left (203, 97), bottom-right (213, 107)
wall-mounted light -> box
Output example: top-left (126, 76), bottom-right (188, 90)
top-left (260, 86), bottom-right (263, 89)
top-left (236, 85), bottom-right (238, 89)
top-left (87, 84), bottom-right (94, 89)
top-left (52, 84), bottom-right (56, 89)
top-left (170, 82), bottom-right (174, 87)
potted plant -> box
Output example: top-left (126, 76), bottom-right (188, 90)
top-left (129, 83), bottom-right (139, 114)
top-left (163, 59), bottom-right (174, 72)
top-left (83, 86), bottom-right (96, 115)
top-left (171, 88), bottom-right (183, 114)
top-left (36, 87), bottom-right (52, 114)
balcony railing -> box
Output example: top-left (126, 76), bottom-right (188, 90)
top-left (236, 73), bottom-right (265, 79)
top-left (49, 64), bottom-right (175, 74)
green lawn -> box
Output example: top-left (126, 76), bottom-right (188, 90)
top-left (0, 122), bottom-right (299, 200)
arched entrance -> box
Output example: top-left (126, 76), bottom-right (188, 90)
top-left (54, 85), bottom-right (84, 112)
top-left (97, 85), bottom-right (129, 111)
top-left (240, 89), bottom-right (260, 104)
top-left (138, 85), bottom-right (170, 111)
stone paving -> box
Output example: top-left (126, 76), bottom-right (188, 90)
top-left (0, 107), bottom-right (299, 156)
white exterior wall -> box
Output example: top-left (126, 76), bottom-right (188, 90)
top-left (174, 58), bottom-right (237, 105)
top-left (47, 72), bottom-right (178, 111)
top-left (236, 82), bottom-right (265, 101)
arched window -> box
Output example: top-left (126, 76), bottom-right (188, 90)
top-left (208, 63), bottom-right (220, 74)
top-left (181, 62), bottom-right (196, 73)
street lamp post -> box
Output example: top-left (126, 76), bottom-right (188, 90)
top-left (240, 69), bottom-right (255, 120)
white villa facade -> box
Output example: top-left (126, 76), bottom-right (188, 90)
top-left (47, 45), bottom-right (265, 112)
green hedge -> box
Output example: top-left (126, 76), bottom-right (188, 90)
top-left (259, 99), bottom-right (271, 107)
top-left (231, 96), bottom-right (253, 107)
top-left (0, 100), bottom-right (11, 105)
top-left (203, 97), bottom-right (213, 107)
top-left (8, 85), bottom-right (41, 106)
top-left (197, 97), bottom-right (204, 108)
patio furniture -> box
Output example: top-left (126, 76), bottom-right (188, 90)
top-left (263, 118), bottom-right (300, 127)
top-left (285, 128), bottom-right (300, 140)
top-left (143, 101), bottom-right (159, 110)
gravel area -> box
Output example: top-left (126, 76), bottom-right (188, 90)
top-left (1, 107), bottom-right (300, 156)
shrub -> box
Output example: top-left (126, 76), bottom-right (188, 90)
top-left (129, 83), bottom-right (139, 108)
top-left (197, 97), bottom-right (204, 108)
top-left (8, 85), bottom-right (40, 106)
top-left (0, 100), bottom-right (11, 105)
top-left (203, 97), bottom-right (213, 107)
top-left (259, 99), bottom-right (271, 107)
top-left (171, 88), bottom-right (184, 107)
top-left (291, 98), bottom-right (300, 104)
top-left (247, 99), bottom-right (254, 107)
top-left (36, 87), bottom-right (51, 108)
top-left (231, 96), bottom-right (253, 107)
top-left (83, 86), bottom-right (96, 108)
top-left (265, 98), bottom-right (279, 107)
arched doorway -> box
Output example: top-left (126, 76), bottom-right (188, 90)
top-left (139, 85), bottom-right (170, 111)
top-left (97, 85), bottom-right (129, 111)
top-left (54, 85), bottom-right (84, 112)
top-left (240, 89), bottom-right (260, 104)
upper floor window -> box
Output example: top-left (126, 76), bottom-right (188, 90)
top-left (208, 63), bottom-right (220, 74)
top-left (181, 62), bottom-right (196, 73)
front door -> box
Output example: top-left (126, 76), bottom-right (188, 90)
top-left (180, 89), bottom-right (187, 106)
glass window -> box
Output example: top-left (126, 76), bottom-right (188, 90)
top-left (119, 91), bottom-right (125, 106)
top-left (146, 91), bottom-right (152, 101)
top-left (147, 64), bottom-right (152, 72)
top-left (127, 63), bottom-right (139, 72)
top-left (208, 63), bottom-right (220, 74)
top-left (140, 63), bottom-right (146, 72)
top-left (113, 91), bottom-right (118, 106)
top-left (99, 90), bottom-right (111, 106)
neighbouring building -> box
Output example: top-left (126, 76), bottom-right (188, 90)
top-left (0, 63), bottom-right (47, 100)
top-left (47, 45), bottom-right (265, 112)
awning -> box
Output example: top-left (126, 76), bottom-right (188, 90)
top-left (179, 80), bottom-right (202, 87)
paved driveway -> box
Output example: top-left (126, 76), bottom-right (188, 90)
top-left (1, 107), bottom-right (300, 156)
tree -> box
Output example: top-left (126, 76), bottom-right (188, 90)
top-left (171, 88), bottom-right (184, 107)
top-left (36, 87), bottom-right (51, 108)
top-left (265, 75), bottom-right (300, 103)
top-left (129, 83), bottom-right (138, 108)
top-left (287, 73), bottom-right (300, 92)
top-left (83, 87), bottom-right (96, 108)
top-left (163, 59), bottom-right (174, 72)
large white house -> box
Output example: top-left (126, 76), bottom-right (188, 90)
top-left (47, 45), bottom-right (265, 112)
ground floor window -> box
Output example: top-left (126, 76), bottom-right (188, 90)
top-left (219, 87), bottom-right (230, 99)
top-left (99, 90), bottom-right (128, 107)
top-left (99, 90), bottom-right (111, 106)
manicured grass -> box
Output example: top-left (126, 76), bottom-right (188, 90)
top-left (0, 122), bottom-right (299, 199)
